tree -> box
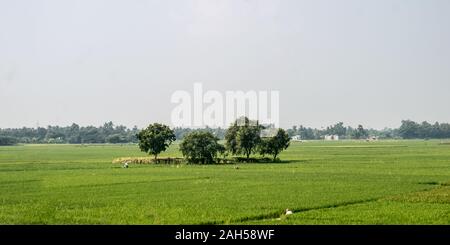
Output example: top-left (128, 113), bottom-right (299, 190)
top-left (326, 122), bottom-right (347, 137)
top-left (106, 134), bottom-right (127, 144)
top-left (137, 123), bottom-right (175, 160)
top-left (0, 136), bottom-right (18, 146)
top-left (236, 122), bottom-right (262, 160)
top-left (419, 121), bottom-right (433, 138)
top-left (102, 121), bottom-right (115, 135)
top-left (224, 122), bottom-right (239, 155)
top-left (259, 129), bottom-right (291, 161)
top-left (225, 117), bottom-right (263, 161)
top-left (80, 126), bottom-right (103, 143)
top-left (352, 125), bottom-right (369, 139)
top-left (180, 131), bottom-right (225, 164)
top-left (398, 120), bottom-right (420, 139)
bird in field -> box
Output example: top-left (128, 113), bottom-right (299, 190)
top-left (285, 209), bottom-right (293, 215)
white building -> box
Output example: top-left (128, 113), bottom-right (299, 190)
top-left (291, 135), bottom-right (302, 141)
top-left (324, 135), bottom-right (339, 141)
top-left (367, 136), bottom-right (379, 141)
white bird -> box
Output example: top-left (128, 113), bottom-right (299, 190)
top-left (285, 209), bottom-right (293, 215)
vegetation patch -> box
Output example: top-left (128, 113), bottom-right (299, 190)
top-left (112, 157), bottom-right (183, 165)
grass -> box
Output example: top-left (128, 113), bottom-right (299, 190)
top-left (0, 140), bottom-right (450, 224)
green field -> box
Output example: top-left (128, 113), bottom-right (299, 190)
top-left (1, 140), bottom-right (450, 224)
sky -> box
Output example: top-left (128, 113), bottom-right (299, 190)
top-left (1, 0), bottom-right (449, 129)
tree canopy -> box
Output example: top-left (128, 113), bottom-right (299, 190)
top-left (179, 131), bottom-right (225, 164)
top-left (259, 128), bottom-right (291, 161)
top-left (352, 125), bottom-right (369, 139)
top-left (0, 136), bottom-right (17, 146)
top-left (225, 117), bottom-right (263, 161)
top-left (137, 123), bottom-right (176, 160)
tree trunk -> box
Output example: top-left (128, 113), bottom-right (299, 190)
top-left (273, 152), bottom-right (279, 162)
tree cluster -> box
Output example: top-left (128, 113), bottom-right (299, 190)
top-left (137, 118), bottom-right (291, 164)
top-left (0, 122), bottom-right (139, 145)
top-left (0, 136), bottom-right (17, 146)
top-left (398, 120), bottom-right (450, 139)
top-left (224, 117), bottom-right (290, 162)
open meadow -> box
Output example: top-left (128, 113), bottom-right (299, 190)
top-left (1, 140), bottom-right (450, 224)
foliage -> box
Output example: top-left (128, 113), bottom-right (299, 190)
top-left (2, 120), bottom-right (450, 145)
top-left (398, 120), bottom-right (450, 139)
top-left (325, 122), bottom-right (347, 137)
top-left (0, 122), bottom-right (139, 144)
top-left (399, 120), bottom-right (421, 139)
top-left (287, 125), bottom-right (320, 140)
top-left (179, 131), bottom-right (225, 164)
top-left (288, 122), bottom-right (400, 140)
top-left (224, 122), bottom-right (239, 155)
top-left (173, 127), bottom-right (226, 140)
top-left (0, 136), bottom-right (18, 146)
top-left (106, 134), bottom-right (128, 144)
top-left (225, 117), bottom-right (263, 161)
top-left (259, 129), bottom-right (291, 161)
top-left (352, 125), bottom-right (369, 139)
top-left (137, 123), bottom-right (176, 159)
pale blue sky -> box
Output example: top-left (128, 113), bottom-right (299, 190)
top-left (1, 0), bottom-right (449, 129)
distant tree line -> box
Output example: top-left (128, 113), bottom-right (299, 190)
top-left (286, 123), bottom-right (373, 140)
top-left (0, 136), bottom-right (17, 146)
top-left (398, 120), bottom-right (450, 139)
top-left (0, 122), bottom-right (139, 145)
top-left (0, 123), bottom-right (225, 145)
top-left (2, 120), bottom-right (450, 146)
top-left (286, 120), bottom-right (450, 140)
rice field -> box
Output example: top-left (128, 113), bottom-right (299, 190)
top-left (0, 140), bottom-right (449, 224)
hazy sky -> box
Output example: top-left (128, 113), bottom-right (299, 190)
top-left (1, 0), bottom-right (449, 129)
